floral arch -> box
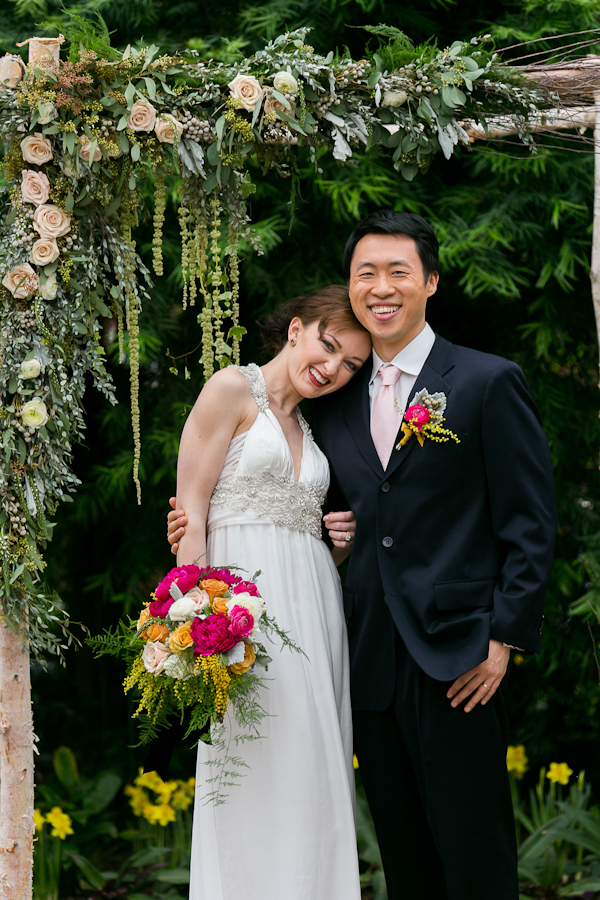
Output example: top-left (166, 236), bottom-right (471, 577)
top-left (0, 23), bottom-right (571, 896)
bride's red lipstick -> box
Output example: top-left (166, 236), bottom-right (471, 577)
top-left (308, 366), bottom-right (330, 387)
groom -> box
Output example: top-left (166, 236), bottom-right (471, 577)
top-left (168, 211), bottom-right (556, 900)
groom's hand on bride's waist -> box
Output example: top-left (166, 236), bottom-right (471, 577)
top-left (167, 496), bottom-right (187, 555)
top-left (446, 639), bottom-right (511, 713)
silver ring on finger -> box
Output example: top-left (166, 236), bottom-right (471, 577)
top-left (344, 532), bottom-right (352, 542)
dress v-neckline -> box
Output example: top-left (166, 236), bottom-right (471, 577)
top-left (250, 364), bottom-right (306, 483)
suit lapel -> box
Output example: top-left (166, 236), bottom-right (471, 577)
top-left (384, 335), bottom-right (456, 479)
top-left (341, 362), bottom-right (384, 478)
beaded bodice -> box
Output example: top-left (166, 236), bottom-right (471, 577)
top-left (208, 364), bottom-right (329, 538)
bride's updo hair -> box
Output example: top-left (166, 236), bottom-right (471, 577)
top-left (261, 284), bottom-right (368, 356)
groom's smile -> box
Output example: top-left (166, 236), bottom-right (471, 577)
top-left (348, 233), bottom-right (439, 360)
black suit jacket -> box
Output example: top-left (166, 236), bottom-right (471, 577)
top-left (310, 335), bottom-right (556, 710)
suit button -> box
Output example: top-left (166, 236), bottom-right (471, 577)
top-left (382, 536), bottom-right (393, 548)
top-left (381, 482), bottom-right (390, 493)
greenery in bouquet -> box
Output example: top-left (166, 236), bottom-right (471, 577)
top-left (88, 564), bottom-right (301, 788)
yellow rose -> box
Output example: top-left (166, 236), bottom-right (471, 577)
top-left (21, 397), bottom-right (48, 428)
top-left (20, 133), bottom-right (53, 165)
top-left (200, 579), bottom-right (229, 603)
top-left (169, 622), bottom-right (194, 652)
top-left (154, 114), bottom-right (184, 144)
top-left (0, 54), bottom-right (26, 90)
top-left (2, 262), bottom-right (38, 298)
top-left (228, 641), bottom-right (256, 675)
top-left (212, 595), bottom-right (229, 615)
top-left (21, 169), bottom-right (50, 206)
top-left (33, 204), bottom-right (70, 240)
top-left (127, 99), bottom-right (157, 132)
top-left (30, 237), bottom-right (59, 266)
top-left (228, 73), bottom-right (263, 112)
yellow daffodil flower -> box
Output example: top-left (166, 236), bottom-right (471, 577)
top-left (44, 807), bottom-right (74, 840)
top-left (547, 762), bottom-right (573, 785)
top-left (144, 803), bottom-right (177, 826)
top-left (33, 809), bottom-right (45, 832)
top-left (506, 745), bottom-right (528, 779)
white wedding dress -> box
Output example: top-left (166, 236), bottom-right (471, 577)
top-left (189, 364), bottom-right (360, 900)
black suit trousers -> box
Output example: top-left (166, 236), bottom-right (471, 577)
top-left (353, 635), bottom-right (518, 900)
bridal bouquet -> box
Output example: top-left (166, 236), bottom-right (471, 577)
top-left (89, 563), bottom-right (299, 748)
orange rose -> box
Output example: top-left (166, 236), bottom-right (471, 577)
top-left (212, 595), bottom-right (229, 615)
top-left (169, 622), bottom-right (194, 652)
top-left (200, 579), bottom-right (229, 602)
top-left (228, 642), bottom-right (256, 675)
top-left (137, 608), bottom-right (169, 642)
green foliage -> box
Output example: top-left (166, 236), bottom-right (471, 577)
top-left (40, 6), bottom-right (119, 61)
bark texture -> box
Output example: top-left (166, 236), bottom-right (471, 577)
top-left (0, 622), bottom-right (33, 900)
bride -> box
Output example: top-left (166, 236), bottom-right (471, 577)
top-left (171, 284), bottom-right (371, 900)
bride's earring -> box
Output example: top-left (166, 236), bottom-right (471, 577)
top-left (290, 338), bottom-right (296, 346)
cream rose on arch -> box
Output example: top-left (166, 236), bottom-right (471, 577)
top-left (21, 169), bottom-right (50, 206)
top-left (127, 99), bottom-right (157, 132)
top-left (2, 262), bottom-right (38, 298)
top-left (154, 113), bottom-right (184, 144)
top-left (33, 204), bottom-right (71, 239)
top-left (79, 137), bottom-right (102, 164)
top-left (20, 133), bottom-right (53, 165)
top-left (228, 73), bottom-right (263, 112)
top-left (30, 237), bottom-right (59, 266)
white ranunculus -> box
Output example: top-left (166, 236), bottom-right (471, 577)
top-left (273, 71), bottom-right (298, 95)
top-left (382, 90), bottom-right (408, 108)
top-left (38, 101), bottom-right (57, 124)
top-left (20, 358), bottom-right (41, 379)
top-left (163, 652), bottom-right (194, 681)
top-left (168, 596), bottom-right (197, 622)
top-left (20, 397), bottom-right (48, 428)
top-left (38, 273), bottom-right (58, 300)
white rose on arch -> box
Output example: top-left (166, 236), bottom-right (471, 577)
top-left (382, 90), bottom-right (408, 108)
top-left (273, 71), bottom-right (298, 95)
top-left (20, 358), bottom-right (42, 380)
top-left (20, 133), bottom-right (53, 165)
top-left (38, 101), bottom-right (57, 124)
top-left (127, 99), bottom-right (157, 132)
top-left (30, 237), bottom-right (59, 266)
top-left (228, 73), bottom-right (263, 112)
top-left (38, 273), bottom-right (58, 300)
top-left (20, 397), bottom-right (48, 428)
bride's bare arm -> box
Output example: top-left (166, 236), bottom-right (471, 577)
top-left (176, 368), bottom-right (254, 566)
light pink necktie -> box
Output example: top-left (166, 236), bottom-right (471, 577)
top-left (371, 365), bottom-right (402, 468)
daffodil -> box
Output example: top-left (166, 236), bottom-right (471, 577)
top-left (44, 807), bottom-right (74, 840)
top-left (353, 755), bottom-right (359, 770)
top-left (33, 809), bottom-right (45, 832)
top-left (547, 762), bottom-right (573, 785)
top-left (506, 745), bottom-right (528, 779)
top-left (143, 803), bottom-right (177, 826)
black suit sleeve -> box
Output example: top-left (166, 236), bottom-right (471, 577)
top-left (481, 362), bottom-right (556, 651)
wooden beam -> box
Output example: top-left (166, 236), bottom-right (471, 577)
top-left (464, 105), bottom-right (596, 140)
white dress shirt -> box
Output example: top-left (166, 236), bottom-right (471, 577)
top-left (369, 322), bottom-right (436, 420)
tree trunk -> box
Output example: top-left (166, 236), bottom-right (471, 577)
top-left (0, 622), bottom-right (34, 900)
top-left (591, 90), bottom-right (600, 385)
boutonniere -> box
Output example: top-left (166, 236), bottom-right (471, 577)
top-left (395, 389), bottom-right (460, 449)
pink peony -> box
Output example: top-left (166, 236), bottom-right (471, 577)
top-left (154, 564), bottom-right (200, 601)
top-left (405, 404), bottom-right (430, 432)
top-left (228, 605), bottom-right (255, 638)
top-left (233, 580), bottom-right (259, 597)
top-left (148, 596), bottom-right (174, 618)
top-left (191, 613), bottom-right (237, 656)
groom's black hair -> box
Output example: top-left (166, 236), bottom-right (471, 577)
top-left (342, 210), bottom-right (439, 283)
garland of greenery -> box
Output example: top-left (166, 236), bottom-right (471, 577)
top-left (0, 22), bottom-right (553, 658)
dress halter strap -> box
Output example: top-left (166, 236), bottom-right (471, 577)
top-left (236, 363), bottom-right (270, 413)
